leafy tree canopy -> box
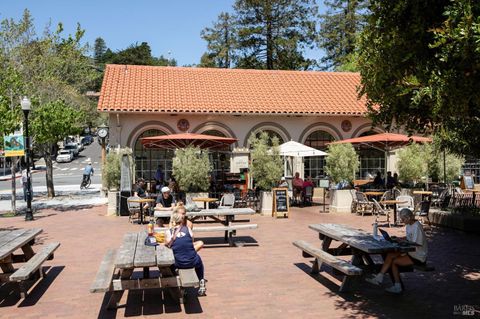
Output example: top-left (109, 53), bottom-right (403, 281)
top-left (248, 131), bottom-right (283, 190)
top-left (201, 12), bottom-right (237, 68)
top-left (172, 146), bottom-right (212, 192)
top-left (358, 0), bottom-right (480, 156)
top-left (325, 143), bottom-right (359, 184)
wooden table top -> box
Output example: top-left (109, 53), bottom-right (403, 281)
top-left (192, 197), bottom-right (218, 203)
top-left (154, 207), bottom-right (255, 219)
top-left (413, 191), bottom-right (433, 195)
top-left (364, 191), bottom-right (384, 196)
top-left (114, 232), bottom-right (174, 269)
top-left (0, 228), bottom-right (43, 260)
top-left (380, 200), bottom-right (407, 205)
top-left (127, 198), bottom-right (156, 203)
top-left (309, 223), bottom-right (415, 254)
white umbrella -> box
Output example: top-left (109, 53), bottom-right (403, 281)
top-left (276, 141), bottom-right (328, 178)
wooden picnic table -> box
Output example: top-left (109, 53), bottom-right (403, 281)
top-left (192, 197), bottom-right (218, 209)
top-left (0, 228), bottom-right (60, 298)
top-left (154, 208), bottom-right (257, 245)
top-left (90, 231), bottom-right (199, 308)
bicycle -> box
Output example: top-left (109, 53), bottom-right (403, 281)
top-left (80, 174), bottom-right (92, 189)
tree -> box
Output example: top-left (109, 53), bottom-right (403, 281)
top-left (325, 143), bottom-right (359, 185)
top-left (198, 52), bottom-right (217, 68)
top-left (31, 100), bottom-right (83, 197)
top-left (172, 146), bottom-right (211, 192)
top-left (318, 0), bottom-right (368, 70)
top-left (234, 0), bottom-right (318, 70)
top-left (426, 140), bottom-right (464, 183)
top-left (358, 0), bottom-right (480, 156)
top-left (93, 37), bottom-right (107, 64)
top-left (397, 144), bottom-right (429, 185)
top-left (201, 12), bottom-right (237, 68)
top-left (0, 57), bottom-right (23, 147)
top-left (248, 131), bottom-right (283, 190)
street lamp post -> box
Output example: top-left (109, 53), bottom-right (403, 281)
top-left (21, 96), bottom-right (33, 221)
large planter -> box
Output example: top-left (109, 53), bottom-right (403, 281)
top-left (107, 190), bottom-right (119, 216)
top-left (259, 191), bottom-right (273, 216)
top-left (329, 189), bottom-right (353, 213)
top-left (431, 211), bottom-right (480, 234)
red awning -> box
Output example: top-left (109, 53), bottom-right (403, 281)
top-left (140, 133), bottom-right (237, 150)
top-left (329, 132), bottom-right (432, 151)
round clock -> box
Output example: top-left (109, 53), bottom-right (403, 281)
top-left (177, 119), bottom-right (190, 132)
top-left (98, 128), bottom-right (108, 138)
top-left (341, 120), bottom-right (352, 132)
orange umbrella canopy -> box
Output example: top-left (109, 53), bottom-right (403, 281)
top-left (140, 133), bottom-right (237, 150)
top-left (329, 132), bottom-right (432, 151)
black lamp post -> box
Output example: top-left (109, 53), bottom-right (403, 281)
top-left (21, 96), bottom-right (33, 221)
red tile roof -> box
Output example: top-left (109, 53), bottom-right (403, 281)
top-left (98, 64), bottom-right (367, 115)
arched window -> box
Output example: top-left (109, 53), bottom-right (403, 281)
top-left (303, 130), bottom-right (335, 182)
top-left (134, 129), bottom-right (174, 183)
top-left (358, 130), bottom-right (385, 179)
top-left (253, 130), bottom-right (284, 146)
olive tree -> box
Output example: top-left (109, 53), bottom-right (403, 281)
top-left (172, 146), bottom-right (211, 192)
top-left (325, 143), bottom-right (359, 185)
top-left (248, 131), bottom-right (283, 191)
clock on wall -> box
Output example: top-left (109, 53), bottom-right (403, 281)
top-left (97, 126), bottom-right (108, 138)
top-left (177, 119), bottom-right (190, 132)
top-left (341, 120), bottom-right (352, 132)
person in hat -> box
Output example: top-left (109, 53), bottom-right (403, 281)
top-left (278, 176), bottom-right (289, 188)
top-left (156, 186), bottom-right (176, 210)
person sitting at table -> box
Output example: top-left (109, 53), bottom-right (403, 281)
top-left (167, 203), bottom-right (203, 251)
top-left (386, 171), bottom-right (396, 189)
top-left (166, 206), bottom-right (207, 296)
top-left (373, 171), bottom-right (384, 188)
top-left (155, 186), bottom-right (176, 225)
top-left (134, 178), bottom-right (151, 211)
top-left (278, 176), bottom-right (289, 188)
top-left (292, 172), bottom-right (304, 204)
top-left (365, 208), bottom-right (428, 293)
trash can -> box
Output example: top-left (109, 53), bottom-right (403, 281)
top-left (119, 191), bottom-right (131, 216)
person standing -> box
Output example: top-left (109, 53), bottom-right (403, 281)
top-left (21, 170), bottom-right (32, 202)
top-left (154, 165), bottom-right (164, 187)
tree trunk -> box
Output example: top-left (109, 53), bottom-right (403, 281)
top-left (44, 144), bottom-right (55, 198)
top-left (10, 157), bottom-right (17, 214)
top-left (266, 3), bottom-right (273, 70)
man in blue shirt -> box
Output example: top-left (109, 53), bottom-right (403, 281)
top-left (82, 162), bottom-right (94, 185)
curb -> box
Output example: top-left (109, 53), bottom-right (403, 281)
top-left (0, 170), bottom-right (44, 182)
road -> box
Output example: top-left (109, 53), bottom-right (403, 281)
top-left (0, 141), bottom-right (103, 192)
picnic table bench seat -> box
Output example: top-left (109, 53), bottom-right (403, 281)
top-left (90, 249), bottom-right (118, 293)
top-left (293, 240), bottom-right (362, 292)
top-left (9, 242), bottom-right (60, 298)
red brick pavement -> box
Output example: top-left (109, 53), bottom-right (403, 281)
top-left (0, 205), bottom-right (479, 318)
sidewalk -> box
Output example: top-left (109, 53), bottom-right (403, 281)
top-left (0, 184), bottom-right (107, 213)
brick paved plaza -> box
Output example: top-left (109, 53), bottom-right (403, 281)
top-left (0, 205), bottom-right (479, 319)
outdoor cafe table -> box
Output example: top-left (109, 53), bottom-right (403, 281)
top-left (413, 191), bottom-right (433, 201)
top-left (128, 198), bottom-right (156, 224)
top-left (380, 199), bottom-right (407, 226)
top-left (192, 197), bottom-right (218, 209)
top-left (363, 191), bottom-right (384, 200)
top-left (309, 223), bottom-right (415, 269)
top-left (154, 207), bottom-right (256, 240)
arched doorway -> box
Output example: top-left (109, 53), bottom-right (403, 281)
top-left (134, 129), bottom-right (174, 183)
top-left (303, 130), bottom-right (335, 181)
top-left (357, 130), bottom-right (385, 179)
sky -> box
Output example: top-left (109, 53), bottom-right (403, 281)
top-left (0, 0), bottom-right (325, 66)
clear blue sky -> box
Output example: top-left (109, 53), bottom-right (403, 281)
top-left (0, 0), bottom-right (324, 66)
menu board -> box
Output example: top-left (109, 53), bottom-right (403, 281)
top-left (272, 188), bottom-right (289, 218)
top-left (461, 175), bottom-right (474, 189)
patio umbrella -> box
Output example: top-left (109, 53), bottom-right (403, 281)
top-left (277, 141), bottom-right (328, 178)
top-left (329, 132), bottom-right (432, 186)
top-left (141, 133), bottom-right (237, 150)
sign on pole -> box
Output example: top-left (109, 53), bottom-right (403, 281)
top-left (4, 134), bottom-right (25, 157)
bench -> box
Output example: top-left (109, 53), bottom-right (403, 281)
top-left (90, 249), bottom-right (118, 293)
top-left (293, 240), bottom-right (362, 292)
top-left (9, 242), bottom-right (60, 298)
top-left (193, 224), bottom-right (258, 246)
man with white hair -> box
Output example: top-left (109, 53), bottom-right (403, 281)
top-left (156, 186), bottom-right (176, 210)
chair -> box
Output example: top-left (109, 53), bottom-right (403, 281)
top-left (372, 198), bottom-right (390, 226)
top-left (415, 200), bottom-right (431, 226)
top-left (245, 189), bottom-right (259, 212)
top-left (218, 193), bottom-right (235, 209)
top-left (355, 192), bottom-right (374, 216)
top-left (303, 186), bottom-right (314, 206)
top-left (350, 189), bottom-right (358, 214)
top-left (233, 188), bottom-right (247, 208)
top-left (396, 195), bottom-right (414, 210)
top-left (127, 196), bottom-right (141, 223)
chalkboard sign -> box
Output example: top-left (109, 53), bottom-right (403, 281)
top-left (319, 179), bottom-right (330, 188)
top-left (272, 188), bottom-right (289, 218)
top-left (461, 175), bottom-right (475, 190)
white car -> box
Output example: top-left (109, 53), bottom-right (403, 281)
top-left (56, 150), bottom-right (73, 163)
top-left (64, 144), bottom-right (79, 157)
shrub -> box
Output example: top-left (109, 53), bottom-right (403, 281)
top-left (248, 131), bottom-right (283, 191)
top-left (172, 146), bottom-right (211, 192)
top-left (325, 143), bottom-right (359, 185)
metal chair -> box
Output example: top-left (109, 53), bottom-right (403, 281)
top-left (127, 196), bottom-right (141, 223)
top-left (355, 192), bottom-right (374, 216)
top-left (233, 188), bottom-right (247, 207)
top-left (415, 200), bottom-right (431, 226)
top-left (372, 198), bottom-right (391, 226)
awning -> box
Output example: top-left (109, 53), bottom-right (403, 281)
top-left (140, 133), bottom-right (237, 150)
top-left (329, 132), bottom-right (432, 151)
top-left (278, 141), bottom-right (327, 157)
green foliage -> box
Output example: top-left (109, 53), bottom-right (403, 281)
top-left (0, 57), bottom-right (23, 146)
top-left (397, 144), bottom-right (429, 184)
top-left (318, 0), bottom-right (368, 70)
top-left (325, 143), bottom-right (359, 184)
top-left (172, 146), bottom-right (212, 192)
top-left (426, 139), bottom-right (464, 183)
top-left (201, 12), bottom-right (237, 68)
top-left (94, 37), bottom-right (107, 64)
top-left (248, 131), bottom-right (283, 190)
top-left (103, 148), bottom-right (133, 190)
top-left (358, 0), bottom-right (480, 156)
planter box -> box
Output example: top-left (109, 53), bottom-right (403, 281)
top-left (260, 191), bottom-right (273, 216)
top-left (329, 189), bottom-right (353, 213)
top-left (431, 211), bottom-right (480, 234)
top-left (107, 191), bottom-right (119, 216)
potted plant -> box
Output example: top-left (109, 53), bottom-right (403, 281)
top-left (248, 132), bottom-right (283, 215)
top-left (172, 146), bottom-right (212, 206)
top-left (325, 143), bottom-right (359, 213)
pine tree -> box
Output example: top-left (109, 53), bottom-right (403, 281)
top-left (93, 37), bottom-right (107, 64)
top-left (201, 12), bottom-right (237, 68)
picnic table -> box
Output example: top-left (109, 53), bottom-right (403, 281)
top-left (154, 208), bottom-right (257, 246)
top-left (0, 228), bottom-right (60, 298)
top-left (90, 231), bottom-right (199, 309)
top-left (128, 197), bottom-right (156, 224)
top-left (293, 223), bottom-right (416, 292)
top-left (192, 197), bottom-right (218, 209)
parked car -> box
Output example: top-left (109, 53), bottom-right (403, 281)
top-left (64, 144), bottom-right (79, 157)
top-left (81, 135), bottom-right (93, 145)
top-left (56, 150), bottom-right (73, 163)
